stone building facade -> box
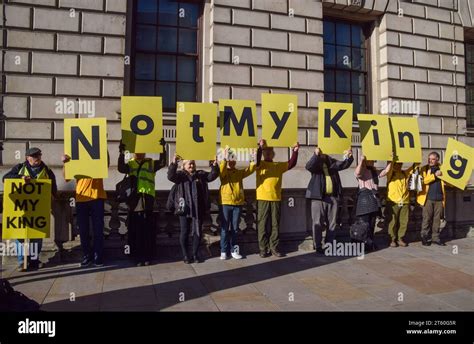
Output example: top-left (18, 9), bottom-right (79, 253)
top-left (1, 0), bottom-right (473, 256)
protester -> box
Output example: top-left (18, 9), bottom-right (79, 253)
top-left (118, 139), bottom-right (166, 266)
top-left (417, 152), bottom-right (447, 246)
top-left (168, 154), bottom-right (219, 263)
top-left (3, 148), bottom-right (57, 272)
top-left (305, 146), bottom-right (353, 254)
top-left (354, 155), bottom-right (391, 251)
top-left (62, 153), bottom-right (109, 267)
top-left (255, 139), bottom-right (299, 258)
top-left (384, 159), bottom-right (417, 248)
top-left (218, 148), bottom-right (256, 260)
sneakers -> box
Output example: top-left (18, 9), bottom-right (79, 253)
top-left (16, 264), bottom-right (27, 272)
top-left (271, 250), bottom-right (284, 257)
top-left (259, 250), bottom-right (270, 258)
top-left (80, 256), bottom-right (92, 267)
top-left (93, 259), bottom-right (104, 267)
top-left (398, 239), bottom-right (408, 247)
top-left (183, 256), bottom-right (192, 264)
top-left (421, 237), bottom-right (432, 246)
top-left (231, 245), bottom-right (242, 260)
top-left (220, 252), bottom-right (229, 260)
top-left (390, 241), bottom-right (398, 248)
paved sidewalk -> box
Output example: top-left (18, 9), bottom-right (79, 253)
top-left (1, 238), bottom-right (473, 311)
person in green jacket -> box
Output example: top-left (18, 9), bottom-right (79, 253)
top-left (218, 148), bottom-right (256, 260)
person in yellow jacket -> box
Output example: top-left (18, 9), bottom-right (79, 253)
top-left (417, 152), bottom-right (446, 246)
top-left (256, 139), bottom-right (299, 258)
top-left (383, 160), bottom-right (416, 248)
top-left (218, 148), bottom-right (256, 260)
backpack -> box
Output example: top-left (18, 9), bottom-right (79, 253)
top-left (166, 183), bottom-right (187, 215)
top-left (349, 218), bottom-right (369, 243)
top-left (0, 279), bottom-right (40, 311)
top-left (115, 161), bottom-right (145, 204)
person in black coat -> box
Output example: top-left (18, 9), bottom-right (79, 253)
top-left (305, 146), bottom-right (353, 253)
top-left (168, 153), bottom-right (219, 263)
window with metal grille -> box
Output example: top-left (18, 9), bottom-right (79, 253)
top-left (323, 19), bottom-right (369, 120)
top-left (131, 0), bottom-right (201, 112)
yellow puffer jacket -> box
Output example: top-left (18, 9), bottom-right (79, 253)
top-left (219, 161), bottom-right (256, 205)
top-left (416, 164), bottom-right (446, 207)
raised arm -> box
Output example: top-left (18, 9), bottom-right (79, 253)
top-left (61, 154), bottom-right (71, 182)
top-left (154, 138), bottom-right (167, 172)
top-left (118, 142), bottom-right (130, 174)
top-left (378, 161), bottom-right (392, 178)
top-left (219, 160), bottom-right (228, 179)
top-left (306, 147), bottom-right (321, 173)
top-left (206, 159), bottom-right (220, 182)
top-left (331, 148), bottom-right (354, 171)
top-left (287, 143), bottom-right (299, 171)
top-left (354, 155), bottom-right (366, 178)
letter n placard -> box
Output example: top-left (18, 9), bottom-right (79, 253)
top-left (318, 102), bottom-right (353, 154)
top-left (389, 116), bottom-right (421, 163)
top-left (64, 118), bottom-right (108, 179)
top-left (2, 179), bottom-right (52, 239)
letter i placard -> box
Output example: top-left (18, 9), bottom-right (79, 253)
top-left (357, 114), bottom-right (392, 161)
top-left (317, 102), bottom-right (353, 154)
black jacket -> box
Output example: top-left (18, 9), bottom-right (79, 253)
top-left (3, 161), bottom-right (58, 197)
top-left (167, 162), bottom-right (219, 218)
top-left (305, 154), bottom-right (353, 200)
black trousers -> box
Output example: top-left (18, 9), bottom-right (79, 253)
top-left (128, 211), bottom-right (155, 263)
top-left (179, 216), bottom-right (201, 258)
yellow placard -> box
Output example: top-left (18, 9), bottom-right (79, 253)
top-left (176, 102), bottom-right (217, 160)
top-left (64, 118), bottom-right (108, 179)
top-left (389, 117), bottom-right (422, 163)
top-left (219, 99), bottom-right (257, 149)
top-left (121, 96), bottom-right (163, 154)
top-left (2, 179), bottom-right (51, 239)
top-left (318, 102), bottom-right (353, 154)
top-left (439, 138), bottom-right (474, 190)
top-left (261, 93), bottom-right (298, 147)
top-left (357, 114), bottom-right (392, 161)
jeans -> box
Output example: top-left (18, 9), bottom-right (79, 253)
top-left (220, 205), bottom-right (241, 254)
top-left (16, 239), bottom-right (43, 265)
top-left (179, 216), bottom-right (202, 258)
top-left (76, 199), bottom-right (105, 262)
